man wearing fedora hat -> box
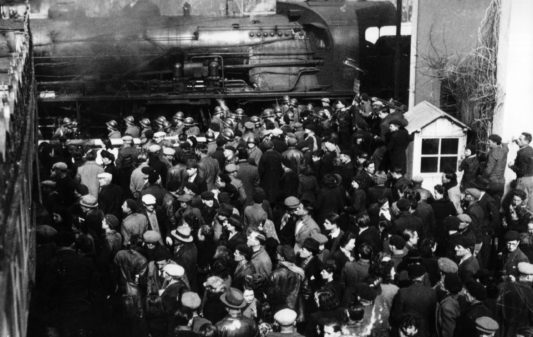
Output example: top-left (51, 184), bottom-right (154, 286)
top-left (170, 216), bottom-right (197, 280)
top-left (216, 287), bottom-right (258, 337)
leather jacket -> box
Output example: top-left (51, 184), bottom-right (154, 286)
top-left (216, 314), bottom-right (258, 337)
top-left (267, 262), bottom-right (305, 309)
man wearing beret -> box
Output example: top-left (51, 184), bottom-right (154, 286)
top-left (502, 230), bottom-right (529, 279)
top-left (497, 262), bottom-right (533, 337)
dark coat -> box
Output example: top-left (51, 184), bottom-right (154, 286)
top-left (455, 302), bottom-right (492, 337)
top-left (149, 156), bottom-right (168, 186)
top-left (414, 201), bottom-right (436, 238)
top-left (477, 192), bottom-right (501, 236)
top-left (393, 212), bottom-right (423, 236)
top-left (390, 281), bottom-right (437, 337)
top-left (216, 314), bottom-right (258, 337)
top-left (386, 128), bottom-right (411, 172)
top-left (98, 184), bottom-right (124, 220)
top-left (258, 149), bottom-right (284, 203)
top-left (236, 161), bottom-right (260, 205)
top-left (511, 145), bottom-right (533, 178)
top-left (43, 248), bottom-right (99, 329)
top-left (232, 260), bottom-right (256, 290)
top-left (267, 262), bottom-right (304, 311)
top-left (436, 294), bottom-right (461, 337)
top-left (366, 185), bottom-right (393, 206)
top-left (172, 242), bottom-right (198, 291)
top-left (315, 185), bottom-right (345, 223)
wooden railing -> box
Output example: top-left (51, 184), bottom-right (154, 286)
top-left (0, 2), bottom-right (37, 337)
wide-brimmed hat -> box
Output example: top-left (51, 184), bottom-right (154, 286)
top-left (170, 227), bottom-right (193, 243)
top-left (220, 287), bottom-right (246, 309)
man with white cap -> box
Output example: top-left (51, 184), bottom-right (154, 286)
top-left (158, 263), bottom-right (191, 331)
top-left (266, 308), bottom-right (303, 337)
top-left (141, 193), bottom-right (169, 242)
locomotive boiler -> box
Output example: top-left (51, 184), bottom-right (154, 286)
top-left (32, 0), bottom-right (396, 104)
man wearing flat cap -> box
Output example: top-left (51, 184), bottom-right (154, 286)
top-left (266, 308), bottom-right (303, 337)
top-left (216, 287), bottom-right (258, 337)
top-left (497, 262), bottom-right (533, 337)
top-left (475, 316), bottom-right (498, 337)
top-left (278, 196), bottom-right (301, 247)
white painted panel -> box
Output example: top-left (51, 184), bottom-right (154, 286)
top-left (420, 118), bottom-right (464, 137)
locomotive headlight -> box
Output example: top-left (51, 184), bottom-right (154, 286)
top-left (249, 32), bottom-right (254, 37)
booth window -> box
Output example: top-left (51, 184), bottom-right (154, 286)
top-left (421, 138), bottom-right (459, 173)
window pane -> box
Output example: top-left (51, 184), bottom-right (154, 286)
top-left (421, 157), bottom-right (438, 173)
top-left (422, 139), bottom-right (439, 155)
top-left (440, 157), bottom-right (458, 172)
top-left (441, 138), bottom-right (459, 154)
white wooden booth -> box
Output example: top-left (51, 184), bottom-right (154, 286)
top-left (405, 101), bottom-right (469, 190)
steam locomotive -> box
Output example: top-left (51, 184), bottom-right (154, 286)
top-left (32, 0), bottom-right (398, 104)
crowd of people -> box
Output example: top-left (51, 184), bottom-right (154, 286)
top-left (30, 95), bottom-right (533, 337)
